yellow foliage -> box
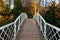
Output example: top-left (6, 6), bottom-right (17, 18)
top-left (0, 15), bottom-right (5, 22)
top-left (0, 7), bottom-right (5, 12)
top-left (9, 14), bottom-right (14, 21)
top-left (26, 1), bottom-right (39, 15)
top-left (0, 0), bottom-right (5, 13)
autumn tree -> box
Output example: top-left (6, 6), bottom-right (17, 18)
top-left (0, 0), bottom-right (5, 15)
top-left (25, 0), bottom-right (39, 18)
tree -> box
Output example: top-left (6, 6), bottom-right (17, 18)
top-left (44, 1), bottom-right (57, 26)
top-left (0, 0), bottom-right (14, 26)
top-left (0, 0), bottom-right (5, 15)
top-left (4, 4), bottom-right (12, 16)
top-left (44, 1), bottom-right (60, 27)
top-left (13, 0), bottom-right (24, 18)
top-left (24, 0), bottom-right (39, 18)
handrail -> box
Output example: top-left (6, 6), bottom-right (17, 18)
top-left (46, 23), bottom-right (60, 31)
top-left (33, 13), bottom-right (60, 40)
top-left (0, 22), bottom-right (14, 30)
top-left (0, 13), bottom-right (28, 40)
top-left (40, 14), bottom-right (60, 31)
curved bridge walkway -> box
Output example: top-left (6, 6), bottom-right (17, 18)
top-left (16, 19), bottom-right (44, 40)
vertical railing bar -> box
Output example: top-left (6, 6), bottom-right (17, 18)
top-left (40, 16), bottom-right (42, 32)
top-left (13, 22), bottom-right (16, 40)
top-left (44, 22), bottom-right (47, 40)
top-left (18, 18), bottom-right (20, 31)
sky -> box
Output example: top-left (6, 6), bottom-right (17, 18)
top-left (47, 0), bottom-right (59, 4)
top-left (41, 0), bottom-right (59, 6)
top-left (10, 0), bottom-right (14, 9)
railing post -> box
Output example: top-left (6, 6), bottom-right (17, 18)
top-left (18, 18), bottom-right (20, 31)
top-left (13, 22), bottom-right (16, 40)
top-left (39, 16), bottom-right (42, 32)
top-left (44, 23), bottom-right (47, 40)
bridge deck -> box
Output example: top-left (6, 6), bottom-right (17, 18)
top-left (16, 19), bottom-right (44, 40)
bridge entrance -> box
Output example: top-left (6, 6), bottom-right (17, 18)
top-left (16, 19), bottom-right (44, 40)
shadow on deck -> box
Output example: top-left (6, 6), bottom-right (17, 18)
top-left (16, 19), bottom-right (44, 40)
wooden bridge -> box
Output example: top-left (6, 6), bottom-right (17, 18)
top-left (16, 19), bottom-right (44, 40)
top-left (0, 13), bottom-right (60, 40)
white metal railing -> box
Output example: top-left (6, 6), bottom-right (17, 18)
top-left (0, 13), bottom-right (28, 40)
top-left (33, 13), bottom-right (60, 40)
